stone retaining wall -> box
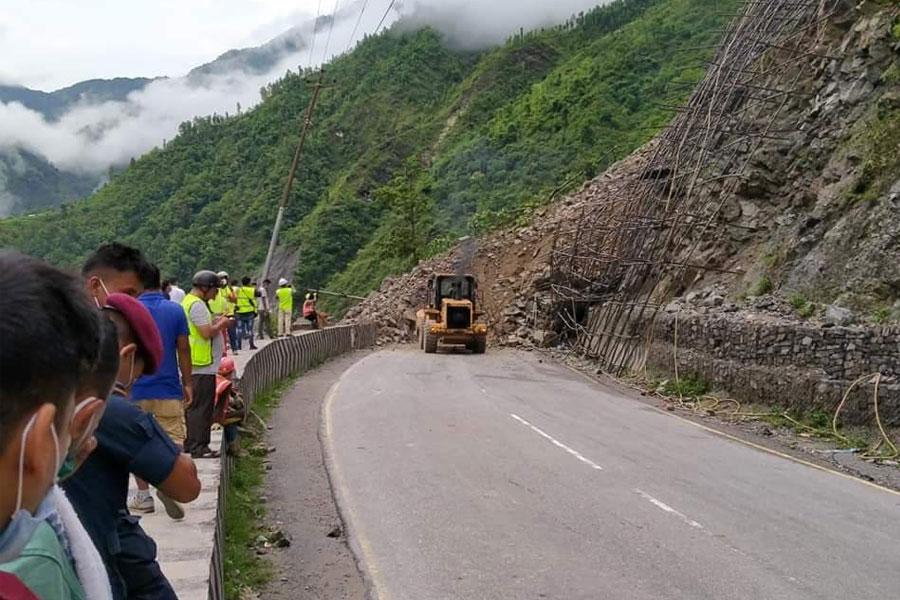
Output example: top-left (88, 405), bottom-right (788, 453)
top-left (646, 312), bottom-right (900, 425)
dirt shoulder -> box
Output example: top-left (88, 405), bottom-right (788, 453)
top-left (260, 351), bottom-right (371, 600)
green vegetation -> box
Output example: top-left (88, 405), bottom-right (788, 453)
top-left (0, 0), bottom-right (732, 315)
top-left (755, 275), bottom-right (774, 296)
top-left (224, 378), bottom-right (293, 599)
top-left (846, 102), bottom-right (900, 205)
top-left (789, 294), bottom-right (815, 319)
top-left (662, 373), bottom-right (709, 398)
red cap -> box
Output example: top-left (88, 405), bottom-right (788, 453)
top-left (103, 293), bottom-right (163, 375)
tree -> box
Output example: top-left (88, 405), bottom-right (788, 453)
top-left (376, 157), bottom-right (435, 266)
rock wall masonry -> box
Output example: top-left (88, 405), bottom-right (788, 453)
top-left (647, 311), bottom-right (900, 425)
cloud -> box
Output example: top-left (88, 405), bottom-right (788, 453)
top-left (396, 0), bottom-right (608, 49)
top-left (0, 0), bottom-right (606, 181)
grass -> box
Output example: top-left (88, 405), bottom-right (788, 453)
top-left (789, 294), bottom-right (816, 319)
top-left (871, 306), bottom-right (893, 324)
top-left (661, 373), bottom-right (710, 398)
top-left (223, 377), bottom-right (296, 600)
top-left (755, 275), bottom-right (773, 296)
top-left (757, 406), bottom-right (870, 449)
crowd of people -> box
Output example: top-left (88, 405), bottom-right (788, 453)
top-left (0, 242), bottom-right (306, 600)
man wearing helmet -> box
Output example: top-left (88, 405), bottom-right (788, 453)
top-left (181, 271), bottom-right (234, 459)
top-left (275, 278), bottom-right (295, 337)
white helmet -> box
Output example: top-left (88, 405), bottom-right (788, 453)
top-left (278, 278), bottom-right (288, 286)
top-left (216, 270), bottom-right (229, 280)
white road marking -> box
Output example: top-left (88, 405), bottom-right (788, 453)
top-left (510, 413), bottom-right (603, 471)
top-left (634, 489), bottom-right (705, 530)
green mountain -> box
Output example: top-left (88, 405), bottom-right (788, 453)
top-left (0, 0), bottom-right (727, 312)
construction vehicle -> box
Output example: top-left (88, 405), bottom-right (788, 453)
top-left (415, 273), bottom-right (487, 354)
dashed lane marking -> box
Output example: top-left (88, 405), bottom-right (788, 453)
top-left (634, 489), bottom-right (705, 530)
top-left (510, 413), bottom-right (603, 471)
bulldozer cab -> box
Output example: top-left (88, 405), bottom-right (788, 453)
top-left (428, 275), bottom-right (477, 309)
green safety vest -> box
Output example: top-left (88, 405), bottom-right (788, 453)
top-left (276, 287), bottom-right (293, 312)
top-left (208, 287), bottom-right (233, 316)
top-left (182, 293), bottom-right (213, 367)
top-left (236, 286), bottom-right (257, 314)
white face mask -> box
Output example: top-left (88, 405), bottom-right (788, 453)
top-left (0, 411), bottom-right (65, 563)
top-left (92, 277), bottom-right (111, 308)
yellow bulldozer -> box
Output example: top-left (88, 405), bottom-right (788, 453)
top-left (415, 273), bottom-right (487, 354)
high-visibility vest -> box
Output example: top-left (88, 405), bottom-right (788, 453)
top-left (236, 286), bottom-right (257, 314)
top-left (209, 288), bottom-right (234, 316)
top-left (182, 293), bottom-right (213, 367)
top-left (276, 287), bottom-right (293, 312)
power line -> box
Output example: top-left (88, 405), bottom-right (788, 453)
top-left (322, 0), bottom-right (341, 64)
top-left (374, 0), bottom-right (397, 35)
top-left (346, 0), bottom-right (371, 53)
top-left (307, 0), bottom-right (324, 67)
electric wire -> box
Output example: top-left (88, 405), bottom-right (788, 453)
top-left (374, 0), bottom-right (396, 35)
top-left (346, 0), bottom-right (371, 53)
top-left (307, 0), bottom-right (324, 67)
top-left (322, 0), bottom-right (341, 64)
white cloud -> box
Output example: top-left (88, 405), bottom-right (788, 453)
top-left (0, 0), bottom-right (606, 180)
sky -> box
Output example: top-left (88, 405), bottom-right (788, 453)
top-left (0, 0), bottom-right (324, 90)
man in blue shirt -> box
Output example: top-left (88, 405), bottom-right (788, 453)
top-left (130, 265), bottom-right (192, 518)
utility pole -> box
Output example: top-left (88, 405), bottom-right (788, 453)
top-left (262, 67), bottom-right (329, 282)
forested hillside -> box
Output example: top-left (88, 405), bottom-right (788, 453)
top-left (0, 0), bottom-right (728, 310)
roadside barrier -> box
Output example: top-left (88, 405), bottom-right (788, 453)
top-left (207, 323), bottom-right (377, 599)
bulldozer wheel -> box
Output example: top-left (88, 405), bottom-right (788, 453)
top-left (473, 337), bottom-right (486, 354)
top-left (424, 325), bottom-right (438, 354)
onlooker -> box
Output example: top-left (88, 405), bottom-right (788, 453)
top-left (256, 279), bottom-right (274, 340)
top-left (214, 358), bottom-right (246, 457)
top-left (182, 271), bottom-right (234, 459)
top-left (130, 265), bottom-right (193, 519)
top-left (0, 253), bottom-right (104, 599)
top-left (234, 276), bottom-right (259, 351)
top-left (64, 293), bottom-right (200, 600)
top-left (276, 278), bottom-right (295, 336)
top-left (82, 243), bottom-right (150, 306)
top-left (303, 292), bottom-right (328, 330)
top-left (166, 278), bottom-right (186, 304)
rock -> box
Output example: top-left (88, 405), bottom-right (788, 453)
top-left (326, 526), bottom-right (342, 538)
top-left (701, 294), bottom-right (725, 308)
top-left (825, 305), bottom-right (854, 326)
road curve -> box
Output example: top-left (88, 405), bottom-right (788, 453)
top-left (324, 349), bottom-right (900, 600)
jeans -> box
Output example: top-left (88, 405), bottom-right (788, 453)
top-left (227, 323), bottom-right (239, 352)
top-left (237, 313), bottom-right (256, 348)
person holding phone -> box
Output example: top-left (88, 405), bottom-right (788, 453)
top-left (181, 271), bottom-right (234, 459)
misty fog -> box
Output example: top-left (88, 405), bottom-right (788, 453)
top-left (0, 0), bottom-right (606, 202)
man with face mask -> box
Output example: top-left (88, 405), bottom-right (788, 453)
top-left (63, 294), bottom-right (201, 600)
top-left (82, 243), bottom-right (150, 307)
top-left (0, 253), bottom-right (104, 599)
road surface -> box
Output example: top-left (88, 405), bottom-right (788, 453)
top-left (324, 349), bottom-right (900, 600)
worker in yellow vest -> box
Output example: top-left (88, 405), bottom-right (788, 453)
top-left (182, 270), bottom-right (235, 458)
top-left (234, 276), bottom-right (260, 350)
top-left (209, 271), bottom-right (237, 353)
top-left (275, 278), bottom-right (295, 337)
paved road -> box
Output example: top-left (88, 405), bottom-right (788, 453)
top-left (324, 349), bottom-right (900, 600)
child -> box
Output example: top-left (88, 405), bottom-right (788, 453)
top-left (0, 253), bottom-right (104, 599)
